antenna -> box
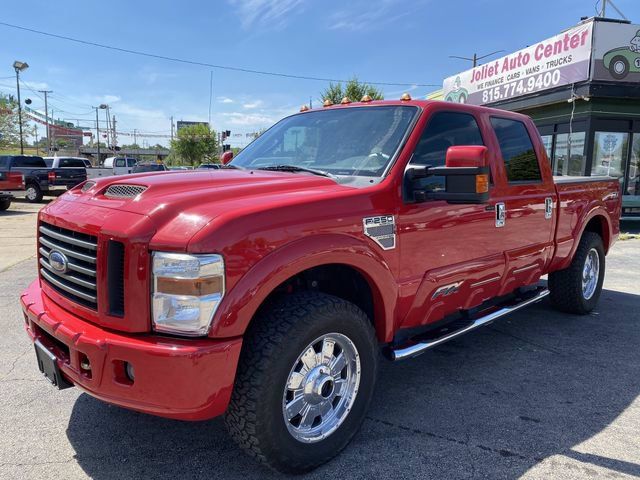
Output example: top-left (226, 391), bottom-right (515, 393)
top-left (599, 0), bottom-right (628, 20)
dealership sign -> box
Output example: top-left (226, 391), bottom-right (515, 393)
top-left (443, 22), bottom-right (594, 105)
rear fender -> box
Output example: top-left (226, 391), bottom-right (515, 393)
top-left (209, 234), bottom-right (397, 342)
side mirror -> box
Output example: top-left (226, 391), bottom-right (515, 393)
top-left (405, 145), bottom-right (490, 204)
top-left (220, 151), bottom-right (233, 165)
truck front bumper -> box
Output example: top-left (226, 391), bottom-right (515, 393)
top-left (20, 280), bottom-right (243, 421)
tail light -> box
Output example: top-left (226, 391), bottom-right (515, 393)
top-left (48, 171), bottom-right (56, 183)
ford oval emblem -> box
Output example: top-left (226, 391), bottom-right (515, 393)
top-left (49, 250), bottom-right (69, 274)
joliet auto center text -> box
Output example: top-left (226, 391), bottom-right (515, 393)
top-left (440, 16), bottom-right (640, 220)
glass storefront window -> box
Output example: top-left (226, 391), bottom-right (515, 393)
top-left (553, 132), bottom-right (586, 176)
top-left (540, 135), bottom-right (553, 162)
top-left (591, 131), bottom-right (629, 179)
top-left (628, 134), bottom-right (640, 196)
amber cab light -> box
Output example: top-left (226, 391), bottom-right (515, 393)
top-left (476, 174), bottom-right (489, 193)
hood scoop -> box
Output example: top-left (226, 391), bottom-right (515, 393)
top-left (104, 184), bottom-right (148, 198)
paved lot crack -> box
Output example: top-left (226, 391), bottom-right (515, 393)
top-left (365, 415), bottom-right (545, 463)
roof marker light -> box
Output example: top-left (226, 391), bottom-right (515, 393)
top-left (323, 99), bottom-right (333, 107)
top-left (400, 93), bottom-right (412, 101)
top-left (300, 105), bottom-right (310, 112)
top-left (360, 94), bottom-right (372, 102)
top-left (340, 96), bottom-right (351, 104)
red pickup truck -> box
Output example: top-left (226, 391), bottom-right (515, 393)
top-left (0, 165), bottom-right (25, 210)
top-left (20, 98), bottom-right (621, 473)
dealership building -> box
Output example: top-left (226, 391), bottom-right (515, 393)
top-left (440, 16), bottom-right (640, 220)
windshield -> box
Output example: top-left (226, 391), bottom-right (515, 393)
top-left (231, 106), bottom-right (418, 180)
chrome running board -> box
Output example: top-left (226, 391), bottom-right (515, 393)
top-left (389, 288), bottom-right (549, 361)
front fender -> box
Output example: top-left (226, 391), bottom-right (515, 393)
top-left (209, 234), bottom-right (397, 342)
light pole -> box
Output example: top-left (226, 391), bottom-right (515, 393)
top-left (13, 61), bottom-right (29, 154)
top-left (449, 50), bottom-right (505, 68)
top-left (94, 104), bottom-right (107, 164)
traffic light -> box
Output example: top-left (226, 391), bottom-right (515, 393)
top-left (221, 130), bottom-right (232, 141)
top-left (223, 144), bottom-right (231, 152)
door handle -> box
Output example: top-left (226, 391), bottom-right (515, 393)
top-left (545, 197), bottom-right (553, 219)
top-left (495, 202), bottom-right (506, 228)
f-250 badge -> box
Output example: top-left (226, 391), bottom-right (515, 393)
top-left (363, 215), bottom-right (396, 250)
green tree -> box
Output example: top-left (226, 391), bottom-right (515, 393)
top-left (0, 94), bottom-right (21, 149)
top-left (170, 123), bottom-right (218, 166)
top-left (320, 77), bottom-right (384, 104)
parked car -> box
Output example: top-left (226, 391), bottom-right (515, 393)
top-left (21, 99), bottom-right (621, 473)
top-left (85, 157), bottom-right (138, 179)
top-left (131, 163), bottom-right (168, 173)
top-left (197, 163), bottom-right (223, 169)
top-left (0, 155), bottom-right (86, 202)
top-left (0, 158), bottom-right (25, 211)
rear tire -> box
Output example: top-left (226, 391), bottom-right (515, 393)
top-left (25, 183), bottom-right (43, 203)
top-left (549, 232), bottom-right (605, 314)
top-left (0, 198), bottom-right (11, 211)
top-left (224, 292), bottom-right (378, 473)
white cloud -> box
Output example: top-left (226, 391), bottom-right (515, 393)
top-left (228, 0), bottom-right (304, 29)
top-left (222, 112), bottom-right (274, 126)
top-left (218, 96), bottom-right (234, 103)
top-left (102, 95), bottom-right (121, 103)
top-left (328, 0), bottom-right (420, 31)
top-left (242, 100), bottom-right (263, 109)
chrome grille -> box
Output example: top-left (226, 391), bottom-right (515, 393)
top-left (104, 184), bottom-right (147, 198)
top-left (38, 222), bottom-right (98, 309)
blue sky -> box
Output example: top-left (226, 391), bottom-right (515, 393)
top-left (1, 0), bottom-right (638, 147)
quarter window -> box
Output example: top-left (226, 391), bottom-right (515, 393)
top-left (491, 117), bottom-right (542, 182)
top-left (410, 112), bottom-right (484, 191)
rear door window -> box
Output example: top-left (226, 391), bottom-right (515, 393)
top-left (127, 158), bottom-right (137, 167)
top-left (115, 158), bottom-right (126, 167)
top-left (13, 156), bottom-right (46, 168)
top-left (490, 117), bottom-right (542, 183)
top-left (59, 158), bottom-right (86, 168)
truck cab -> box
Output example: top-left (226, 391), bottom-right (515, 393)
top-left (20, 98), bottom-right (621, 473)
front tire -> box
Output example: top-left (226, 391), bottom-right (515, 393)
top-left (549, 231), bottom-right (605, 314)
top-left (225, 292), bottom-right (378, 473)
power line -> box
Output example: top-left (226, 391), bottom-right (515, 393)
top-left (0, 21), bottom-right (440, 88)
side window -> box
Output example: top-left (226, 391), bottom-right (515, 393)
top-left (491, 117), bottom-right (542, 182)
top-left (115, 159), bottom-right (126, 167)
top-left (127, 158), bottom-right (137, 167)
top-left (60, 158), bottom-right (84, 168)
top-left (410, 112), bottom-right (484, 192)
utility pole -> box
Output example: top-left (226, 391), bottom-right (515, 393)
top-left (39, 90), bottom-right (52, 153)
top-left (449, 50), bottom-right (505, 67)
top-left (133, 129), bottom-right (137, 146)
top-left (170, 116), bottom-right (174, 142)
top-left (50, 108), bottom-right (55, 151)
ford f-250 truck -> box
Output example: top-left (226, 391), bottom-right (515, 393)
top-left (20, 97), bottom-right (621, 473)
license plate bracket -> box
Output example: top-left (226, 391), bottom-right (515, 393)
top-left (34, 339), bottom-right (73, 389)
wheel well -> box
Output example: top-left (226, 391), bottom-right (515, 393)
top-left (583, 215), bottom-right (610, 252)
top-left (257, 264), bottom-right (378, 334)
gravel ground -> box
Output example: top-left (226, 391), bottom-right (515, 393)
top-left (1, 204), bottom-right (639, 479)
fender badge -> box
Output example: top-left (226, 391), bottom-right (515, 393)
top-left (363, 215), bottom-right (396, 250)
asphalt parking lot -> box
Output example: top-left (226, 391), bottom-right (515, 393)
top-left (1, 201), bottom-right (639, 479)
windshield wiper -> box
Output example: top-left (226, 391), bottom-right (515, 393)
top-left (256, 164), bottom-right (335, 178)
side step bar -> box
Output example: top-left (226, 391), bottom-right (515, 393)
top-left (389, 288), bottom-right (549, 361)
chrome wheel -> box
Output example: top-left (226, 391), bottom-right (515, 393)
top-left (26, 186), bottom-right (37, 201)
top-left (582, 248), bottom-right (600, 300)
top-left (283, 333), bottom-right (361, 443)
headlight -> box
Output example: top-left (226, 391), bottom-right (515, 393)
top-left (151, 252), bottom-right (225, 336)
